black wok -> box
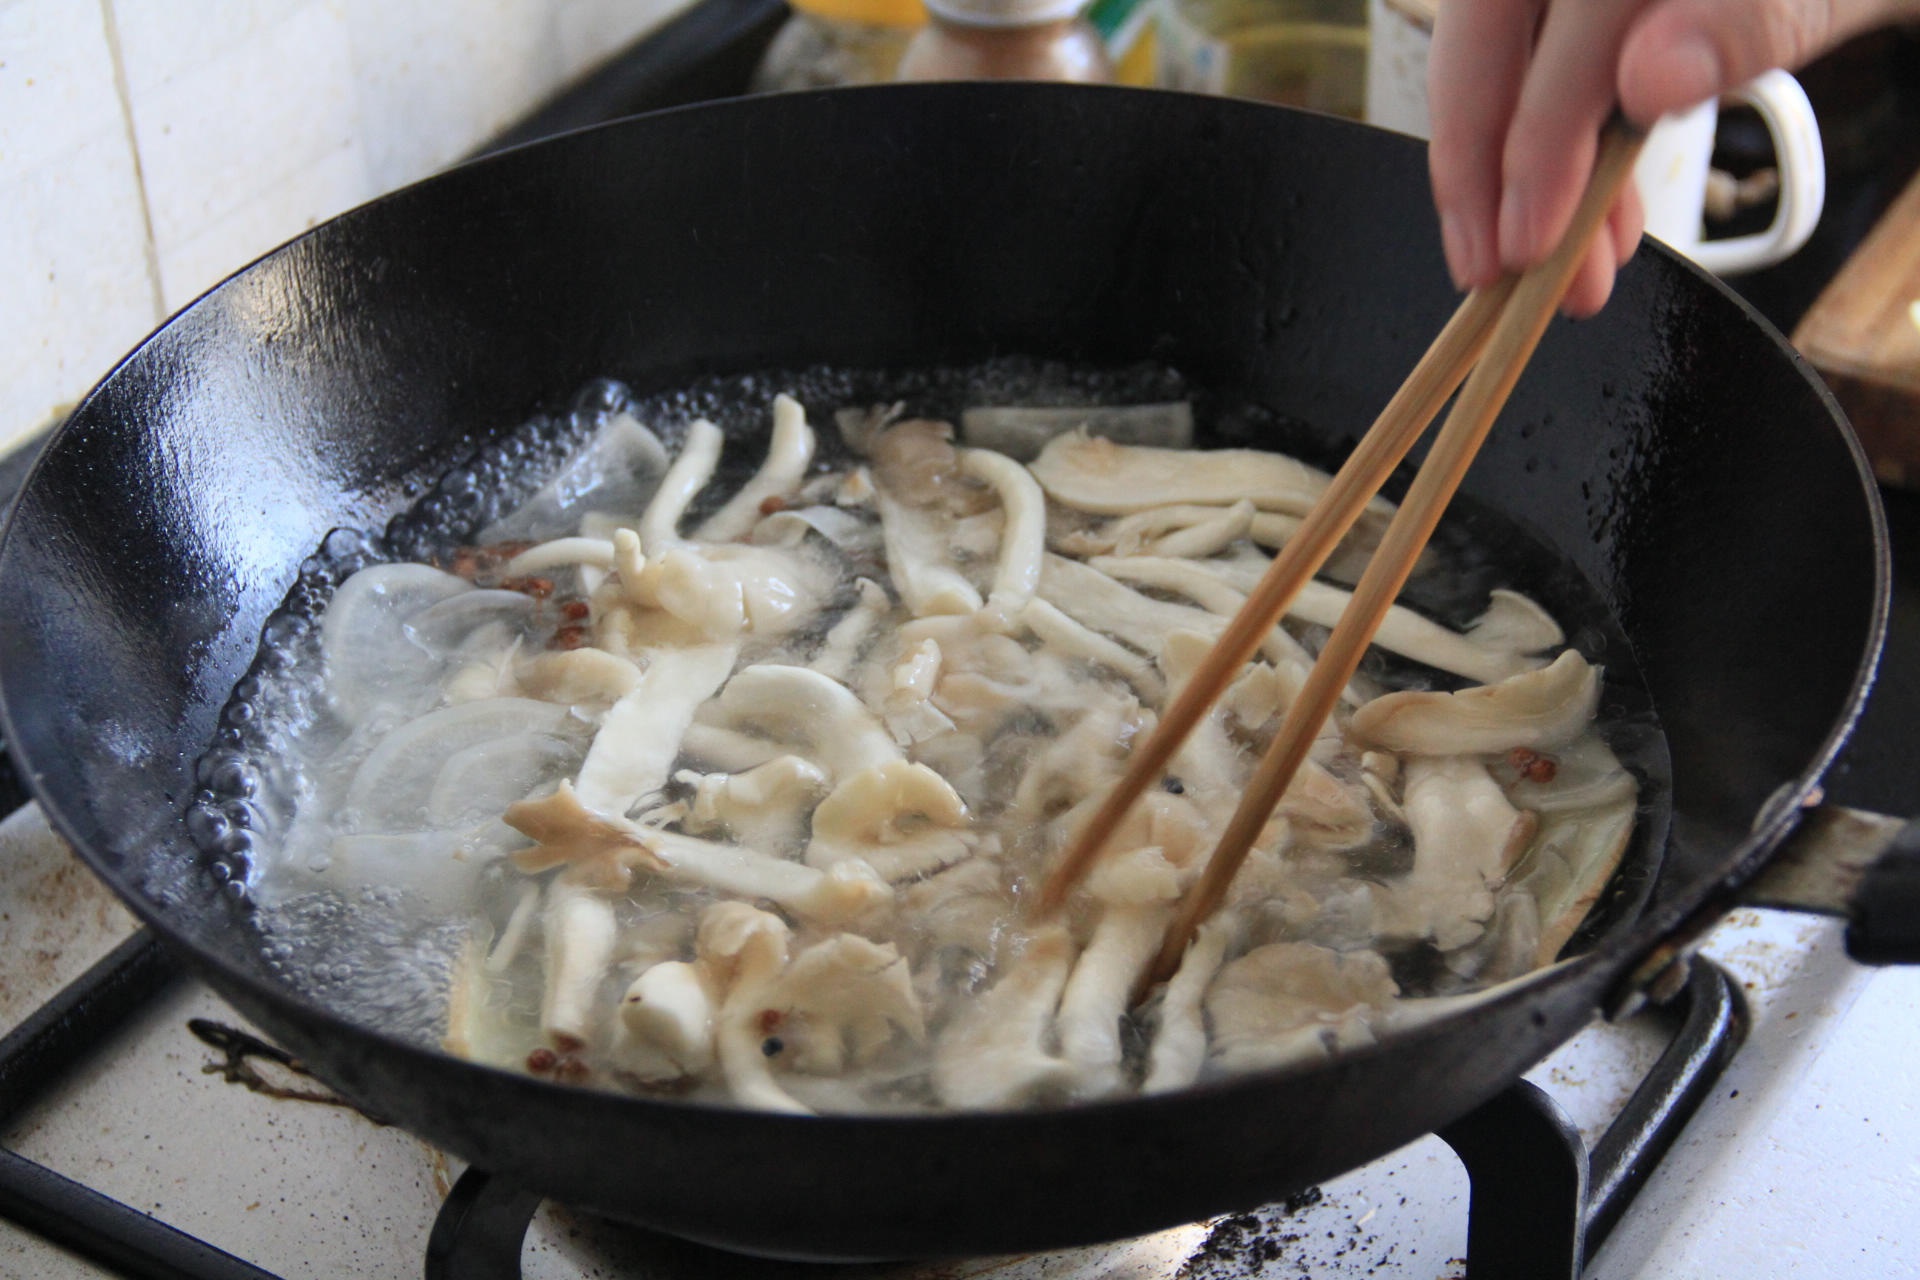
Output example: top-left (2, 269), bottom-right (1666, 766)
top-left (0, 84), bottom-right (1901, 1260)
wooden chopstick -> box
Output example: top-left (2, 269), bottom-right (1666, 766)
top-left (1033, 280), bottom-right (1518, 917)
top-left (1138, 118), bottom-right (1649, 987)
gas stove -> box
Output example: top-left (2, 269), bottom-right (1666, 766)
top-left (4, 795), bottom-right (1916, 1279)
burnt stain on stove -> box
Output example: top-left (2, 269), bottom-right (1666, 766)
top-left (1177, 1186), bottom-right (1325, 1277)
top-left (0, 850), bottom-right (139, 1024)
top-left (189, 1016), bottom-right (390, 1123)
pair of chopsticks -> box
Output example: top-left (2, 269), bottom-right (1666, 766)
top-left (1035, 119), bottom-right (1648, 990)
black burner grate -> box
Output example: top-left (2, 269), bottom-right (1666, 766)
top-left (416, 963), bottom-right (1747, 1280)
top-left (0, 925), bottom-right (1745, 1280)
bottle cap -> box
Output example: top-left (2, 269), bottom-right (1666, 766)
top-left (924, 0), bottom-right (1086, 27)
top-left (789, 0), bottom-right (927, 26)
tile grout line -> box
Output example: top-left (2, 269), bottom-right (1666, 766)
top-left (96, 0), bottom-right (167, 323)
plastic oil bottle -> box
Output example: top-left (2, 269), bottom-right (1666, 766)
top-left (1156, 0), bottom-right (1369, 118)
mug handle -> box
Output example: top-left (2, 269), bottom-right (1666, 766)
top-left (1687, 69), bottom-right (1826, 275)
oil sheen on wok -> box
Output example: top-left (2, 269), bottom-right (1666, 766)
top-left (198, 367), bottom-right (1654, 1116)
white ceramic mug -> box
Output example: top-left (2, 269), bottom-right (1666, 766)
top-left (1632, 69), bottom-right (1825, 275)
top-left (1366, 0), bottom-right (1827, 276)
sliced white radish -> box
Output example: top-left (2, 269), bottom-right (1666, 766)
top-left (427, 732), bottom-right (585, 829)
top-left (345, 698), bottom-right (580, 832)
top-left (321, 564), bottom-right (473, 726)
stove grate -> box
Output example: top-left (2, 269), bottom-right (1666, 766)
top-left (0, 931), bottom-right (1744, 1280)
top-left (416, 963), bottom-right (1747, 1280)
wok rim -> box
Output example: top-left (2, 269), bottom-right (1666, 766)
top-left (0, 83), bottom-right (1892, 1140)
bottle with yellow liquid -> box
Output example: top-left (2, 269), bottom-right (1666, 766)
top-left (754, 0), bottom-right (929, 90)
top-left (1156, 0), bottom-right (1369, 118)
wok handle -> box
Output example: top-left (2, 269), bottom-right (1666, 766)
top-left (1742, 804), bottom-right (1920, 964)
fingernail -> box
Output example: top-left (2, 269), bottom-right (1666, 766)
top-left (1662, 34), bottom-right (1722, 108)
top-left (1498, 185), bottom-right (1534, 268)
top-left (1440, 210), bottom-right (1472, 288)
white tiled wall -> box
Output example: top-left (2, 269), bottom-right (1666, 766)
top-left (0, 0), bottom-right (691, 458)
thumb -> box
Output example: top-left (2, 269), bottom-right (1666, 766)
top-left (1618, 0), bottom-right (1904, 124)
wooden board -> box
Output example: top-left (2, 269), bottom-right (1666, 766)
top-left (1792, 167), bottom-right (1920, 486)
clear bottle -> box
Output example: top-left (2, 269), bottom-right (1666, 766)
top-left (895, 0), bottom-right (1115, 83)
top-left (754, 0), bottom-right (929, 91)
top-left (1156, 0), bottom-right (1369, 118)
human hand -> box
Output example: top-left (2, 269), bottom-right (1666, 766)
top-left (1426, 0), bottom-right (1920, 316)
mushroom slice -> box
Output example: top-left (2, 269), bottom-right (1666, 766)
top-left (806, 759), bottom-right (973, 884)
top-left (637, 827), bottom-right (893, 925)
top-left (677, 754), bottom-right (831, 853)
top-left (1349, 650), bottom-right (1601, 756)
top-left (1090, 555), bottom-right (1315, 670)
top-left (503, 536), bottom-right (619, 578)
top-left (875, 485), bottom-right (984, 617)
top-left (1056, 902), bottom-right (1175, 1098)
top-left (1156, 628), bottom-right (1252, 798)
top-left (870, 420), bottom-right (985, 617)
top-left (750, 505), bottom-right (876, 556)
top-left (646, 543), bottom-right (830, 640)
top-left (1466, 588), bottom-right (1564, 655)
top-left (901, 856), bottom-right (1007, 960)
top-left (1180, 557), bottom-right (1548, 685)
top-left (514, 648), bottom-right (644, 712)
top-left (714, 665), bottom-right (902, 781)
top-left (639, 418), bottom-right (724, 553)
top-left (574, 641), bottom-right (740, 816)
top-left (767, 934), bottom-right (926, 1074)
top-left (1142, 916), bottom-right (1236, 1094)
top-left (959, 402), bottom-right (1193, 461)
top-left (614, 960), bottom-right (715, 1082)
top-left (836, 402), bottom-right (905, 457)
top-left (1085, 845), bottom-right (1187, 906)
top-left (679, 721), bottom-right (788, 774)
top-left (1029, 430), bottom-right (1388, 519)
top-left (696, 393), bottom-right (818, 542)
top-left (1037, 554), bottom-right (1222, 655)
top-left (697, 902), bottom-right (809, 1114)
top-left (1219, 658), bottom-right (1310, 736)
top-left (1058, 789), bottom-right (1214, 883)
top-left (810, 578), bottom-right (892, 683)
top-left (1056, 502), bottom-right (1255, 560)
top-left (957, 447), bottom-right (1047, 619)
top-left (1372, 756), bottom-right (1538, 951)
top-left (1509, 761), bottom-right (1638, 966)
top-left (539, 876), bottom-right (619, 1051)
top-left (1006, 698), bottom-right (1154, 835)
top-left (1155, 628), bottom-right (1367, 844)
top-left (835, 466), bottom-right (876, 507)
top-left (875, 636), bottom-right (958, 747)
top-left (1205, 942), bottom-right (1398, 1074)
top-left (1292, 580), bottom-right (1548, 685)
top-left (1016, 598), bottom-right (1165, 702)
top-left (932, 927), bottom-right (1080, 1110)
top-left (506, 780), bottom-right (667, 892)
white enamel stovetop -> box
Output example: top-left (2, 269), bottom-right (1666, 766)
top-left (2, 801), bottom-right (1916, 1279)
